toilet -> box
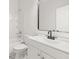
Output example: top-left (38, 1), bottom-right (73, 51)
top-left (13, 44), bottom-right (28, 59)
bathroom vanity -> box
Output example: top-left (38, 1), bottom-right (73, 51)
top-left (24, 35), bottom-right (69, 59)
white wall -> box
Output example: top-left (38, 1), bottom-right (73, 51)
top-left (9, 0), bottom-right (18, 39)
top-left (23, 0), bottom-right (38, 35)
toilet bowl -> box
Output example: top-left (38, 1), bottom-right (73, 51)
top-left (13, 44), bottom-right (28, 59)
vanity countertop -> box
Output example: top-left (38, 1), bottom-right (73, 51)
top-left (24, 35), bottom-right (69, 53)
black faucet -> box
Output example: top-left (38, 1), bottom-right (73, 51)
top-left (47, 30), bottom-right (55, 40)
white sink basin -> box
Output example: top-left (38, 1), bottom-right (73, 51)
top-left (33, 35), bottom-right (69, 43)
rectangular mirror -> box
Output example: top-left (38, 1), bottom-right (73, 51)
top-left (38, 0), bottom-right (69, 31)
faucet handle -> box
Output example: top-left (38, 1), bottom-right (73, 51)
top-left (48, 30), bottom-right (52, 34)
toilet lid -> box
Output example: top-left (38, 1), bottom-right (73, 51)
top-left (14, 44), bottom-right (28, 50)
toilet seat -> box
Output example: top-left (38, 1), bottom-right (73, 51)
top-left (13, 44), bottom-right (28, 54)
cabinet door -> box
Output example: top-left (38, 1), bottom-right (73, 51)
top-left (27, 44), bottom-right (41, 59)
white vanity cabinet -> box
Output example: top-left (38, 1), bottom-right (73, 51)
top-left (27, 43), bottom-right (55, 59)
top-left (24, 36), bottom-right (69, 59)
